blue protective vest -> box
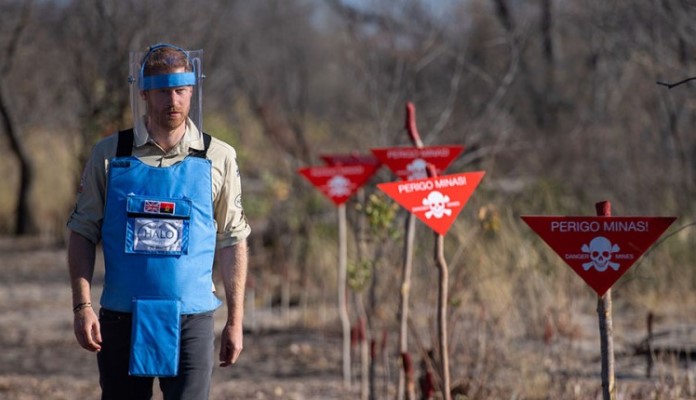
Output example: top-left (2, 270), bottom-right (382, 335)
top-left (100, 131), bottom-right (221, 314)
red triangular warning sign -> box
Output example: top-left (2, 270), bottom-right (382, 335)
top-left (521, 216), bottom-right (676, 296)
top-left (371, 145), bottom-right (463, 181)
top-left (377, 171), bottom-right (485, 235)
top-left (298, 164), bottom-right (379, 205)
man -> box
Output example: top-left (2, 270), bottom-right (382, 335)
top-left (67, 43), bottom-right (251, 399)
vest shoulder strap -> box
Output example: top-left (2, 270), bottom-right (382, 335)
top-left (115, 129), bottom-right (212, 158)
top-left (189, 133), bottom-right (212, 159)
top-left (115, 129), bottom-right (135, 157)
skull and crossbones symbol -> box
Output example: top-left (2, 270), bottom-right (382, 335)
top-left (406, 158), bottom-right (428, 180)
top-left (581, 236), bottom-right (620, 272)
top-left (328, 175), bottom-right (351, 197)
top-left (422, 191), bottom-right (451, 219)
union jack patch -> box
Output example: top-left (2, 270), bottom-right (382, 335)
top-left (144, 200), bottom-right (161, 213)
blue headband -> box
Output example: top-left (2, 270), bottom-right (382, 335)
top-left (140, 72), bottom-right (196, 90)
top-left (138, 43), bottom-right (196, 90)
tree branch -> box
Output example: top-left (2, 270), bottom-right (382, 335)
top-left (656, 76), bottom-right (696, 89)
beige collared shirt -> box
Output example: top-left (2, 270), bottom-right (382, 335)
top-left (67, 118), bottom-right (251, 248)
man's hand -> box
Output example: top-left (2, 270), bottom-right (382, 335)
top-left (219, 321), bottom-right (243, 367)
top-left (216, 241), bottom-right (248, 367)
top-left (73, 307), bottom-right (102, 352)
top-left (68, 231), bottom-right (100, 352)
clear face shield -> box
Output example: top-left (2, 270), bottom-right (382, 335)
top-left (128, 44), bottom-right (204, 136)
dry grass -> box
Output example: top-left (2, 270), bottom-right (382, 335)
top-left (0, 130), bottom-right (694, 399)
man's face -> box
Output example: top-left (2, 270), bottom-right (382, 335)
top-left (142, 68), bottom-right (193, 132)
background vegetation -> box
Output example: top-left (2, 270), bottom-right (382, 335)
top-left (1, 0), bottom-right (695, 398)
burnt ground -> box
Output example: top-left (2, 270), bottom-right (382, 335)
top-left (0, 237), bottom-right (694, 399)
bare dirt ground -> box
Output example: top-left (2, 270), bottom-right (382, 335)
top-left (0, 237), bottom-right (354, 400)
top-left (0, 236), bottom-right (694, 399)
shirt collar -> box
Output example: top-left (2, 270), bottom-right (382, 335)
top-left (133, 117), bottom-right (204, 151)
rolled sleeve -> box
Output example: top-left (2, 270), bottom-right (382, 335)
top-left (66, 137), bottom-right (114, 244)
top-left (212, 142), bottom-right (251, 249)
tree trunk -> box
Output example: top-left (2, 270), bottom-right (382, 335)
top-left (0, 0), bottom-right (35, 235)
top-left (0, 77), bottom-right (35, 235)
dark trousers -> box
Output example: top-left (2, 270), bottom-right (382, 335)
top-left (97, 308), bottom-right (215, 400)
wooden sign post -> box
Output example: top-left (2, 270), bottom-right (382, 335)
top-left (372, 103), bottom-right (466, 400)
top-left (371, 103), bottom-right (467, 400)
top-left (378, 171), bottom-right (484, 400)
top-left (522, 202), bottom-right (675, 399)
top-left (320, 153), bottom-right (381, 400)
top-left (298, 163), bottom-right (379, 388)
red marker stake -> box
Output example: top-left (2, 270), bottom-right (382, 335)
top-left (405, 102), bottom-right (424, 147)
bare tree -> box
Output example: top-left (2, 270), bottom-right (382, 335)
top-left (0, 0), bottom-right (35, 235)
top-left (58, 0), bottom-right (149, 170)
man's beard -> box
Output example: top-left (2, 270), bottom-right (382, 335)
top-left (156, 108), bottom-right (188, 131)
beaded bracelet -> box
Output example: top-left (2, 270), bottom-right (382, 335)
top-left (73, 302), bottom-right (92, 313)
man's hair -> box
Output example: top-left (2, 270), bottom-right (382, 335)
top-left (142, 46), bottom-right (192, 76)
